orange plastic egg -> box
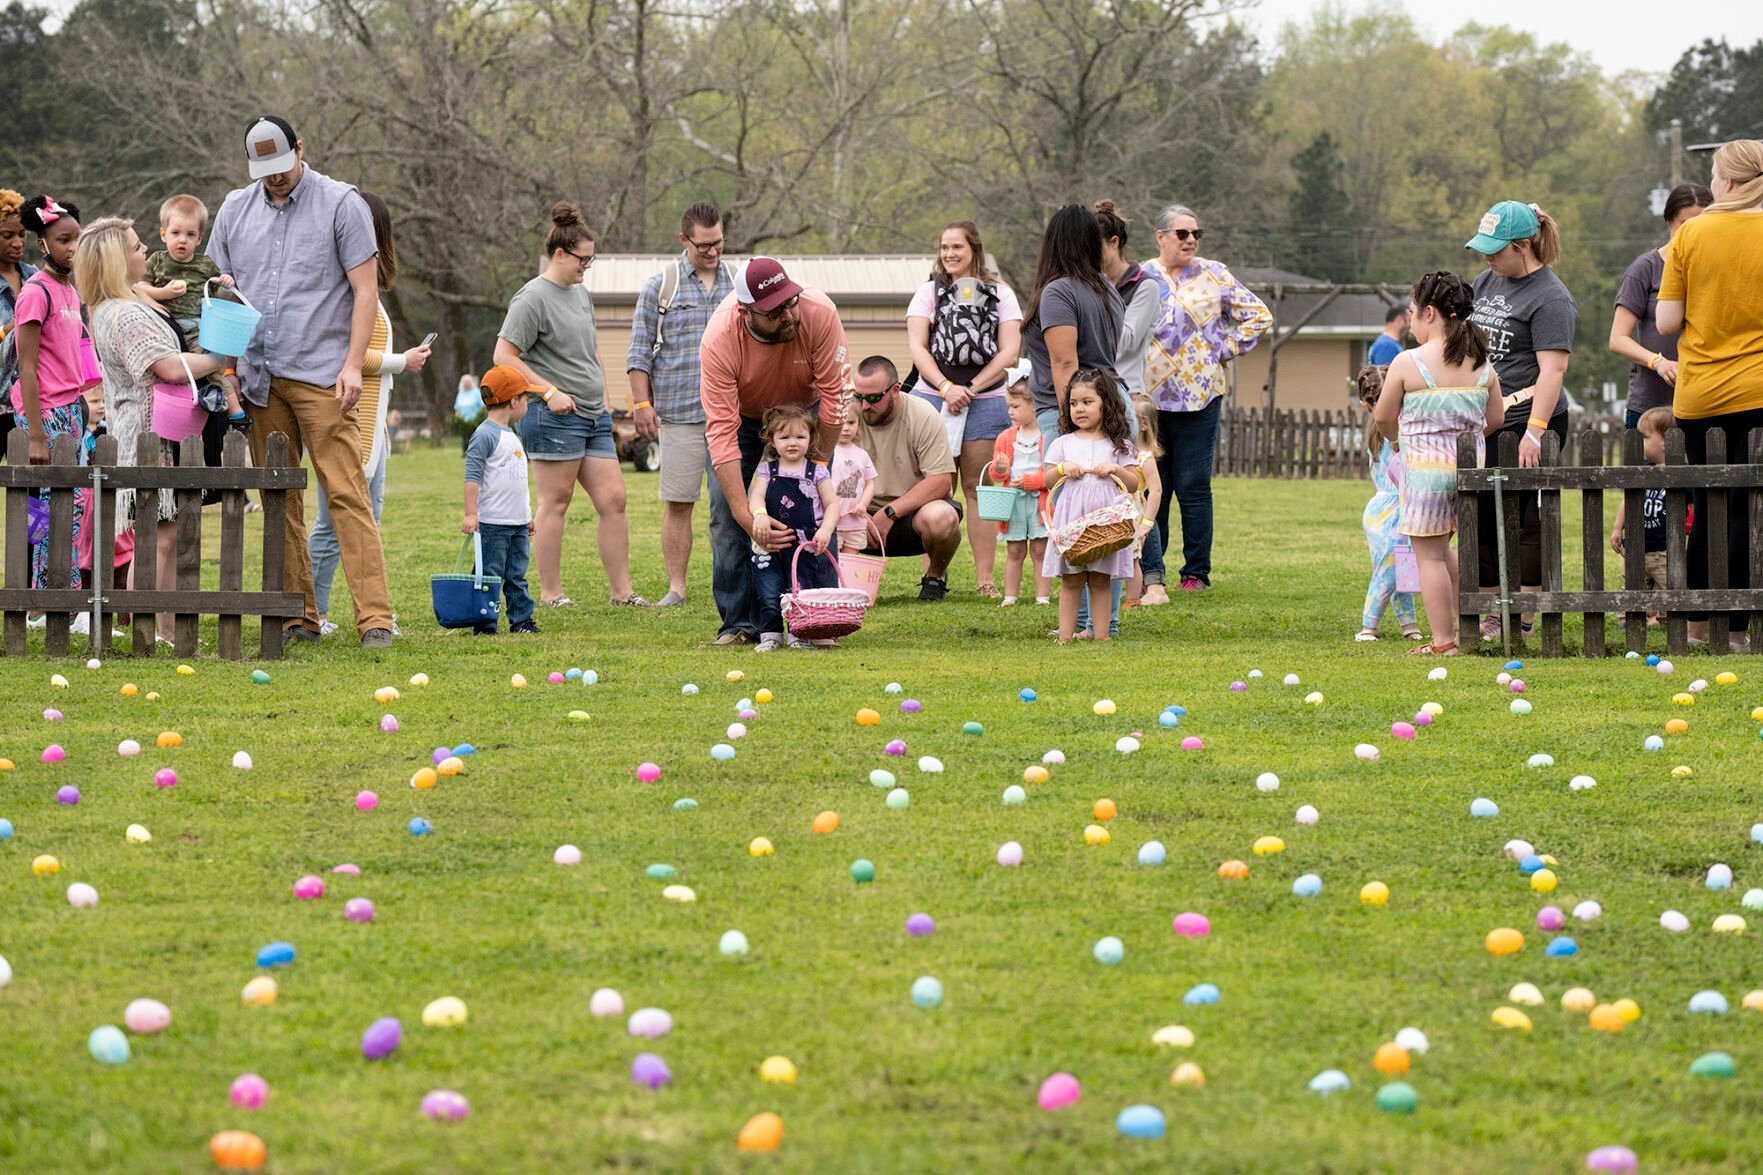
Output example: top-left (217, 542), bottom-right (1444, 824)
top-left (411, 767), bottom-right (438, 791)
top-left (1217, 859), bottom-right (1250, 880)
top-left (1093, 798), bottom-right (1117, 821)
top-left (1665, 718), bottom-right (1689, 734)
top-left (1373, 1042), bottom-right (1410, 1075)
top-left (812, 811), bottom-right (839, 834)
top-left (1588, 1003), bottom-right (1626, 1032)
top-left (737, 1111), bottom-right (783, 1152)
top-left (1484, 927), bottom-right (1524, 956)
top-left (209, 1130), bottom-right (266, 1170)
top-left (156, 731), bottom-right (183, 748)
top-left (855, 708), bottom-right (880, 727)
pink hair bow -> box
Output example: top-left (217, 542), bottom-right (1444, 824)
top-left (38, 196), bottom-right (68, 225)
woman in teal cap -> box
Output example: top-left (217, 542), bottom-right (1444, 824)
top-left (1464, 199), bottom-right (1577, 640)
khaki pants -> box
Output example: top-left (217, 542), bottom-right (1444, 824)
top-left (247, 377), bottom-right (393, 634)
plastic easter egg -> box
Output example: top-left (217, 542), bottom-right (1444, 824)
top-left (1491, 1006), bottom-right (1532, 1030)
top-left (633, 761), bottom-right (662, 783)
top-left (589, 988), bottom-right (624, 1017)
top-left (409, 817), bottom-right (433, 837)
top-left (661, 885), bottom-right (697, 903)
top-left (1152, 1024), bottom-right (1195, 1048)
top-left (1510, 698), bottom-right (1533, 715)
top-left (1657, 659), bottom-right (1674, 674)
top-left (1042, 749), bottom-right (1066, 765)
top-left (1666, 718), bottom-right (1688, 734)
top-left (1485, 928), bottom-right (1524, 956)
top-left (1093, 698), bottom-right (1117, 715)
top-left (149, 765), bottom-right (181, 788)
top-left (32, 854), bottom-right (60, 876)
top-left (1497, 673), bottom-right (1512, 686)
top-left (1471, 797), bottom-right (1499, 817)
top-left (996, 842), bottom-right (1022, 867)
top-left (1573, 900), bottom-right (1602, 922)
top-left (1115, 1104), bottom-right (1166, 1139)
top-left (961, 721), bottom-right (982, 735)
top-left (1285, 673), bottom-right (1302, 685)
top-left (1690, 1051), bottom-right (1735, 1078)
top-left (353, 790), bottom-right (380, 812)
top-left (1689, 990), bottom-right (1728, 1015)
top-left (235, 977), bottom-right (278, 1010)
top-left (435, 756), bottom-right (464, 778)
top-left (1714, 913), bottom-right (1748, 934)
top-left (882, 787), bottom-right (912, 810)
top-left (883, 738), bottom-right (906, 756)
top-left (753, 688), bottom-right (773, 705)
top-left (710, 743), bottom-right (736, 761)
top-left (917, 756), bottom-right (944, 773)
top-left (1584, 1145), bottom-right (1639, 1173)
top-left (1561, 987), bottom-right (1596, 1012)
top-left (813, 810), bottom-right (839, 834)
top-left (1170, 1061), bottom-right (1206, 1088)
top-left (552, 844), bottom-right (582, 867)
top-left (850, 858), bottom-right (876, 883)
top-left (292, 875), bottom-right (325, 900)
top-left (1354, 742), bottom-right (1382, 761)
top-left (209, 1130), bottom-right (266, 1170)
top-left (123, 998), bottom-right (171, 1034)
top-left (1181, 736), bottom-right (1204, 750)
top-left (421, 996), bottom-right (468, 1027)
top-left (1568, 774), bottom-right (1598, 792)
top-left (718, 929), bottom-right (750, 958)
top-left (749, 836), bottom-right (774, 857)
top-left (230, 1073), bottom-right (268, 1110)
top-left (344, 898), bottom-right (374, 923)
top-left (124, 823), bottom-right (150, 844)
top-left (1660, 909), bottom-right (1690, 932)
top-left (1172, 912), bottom-right (1209, 937)
top-left (1248, 669), bottom-right (1263, 679)
top-left (1229, 681), bottom-right (1247, 693)
top-left (900, 699), bottom-right (921, 713)
top-left (1376, 1082), bottom-right (1419, 1114)
top-left (43, 707), bottom-right (63, 722)
top-left (1183, 983), bottom-right (1220, 1006)
top-left (332, 864), bottom-right (361, 876)
top-left (1295, 805), bottom-right (1319, 826)
top-left (1255, 772), bottom-right (1280, 792)
top-left (1253, 836), bottom-right (1285, 856)
top-left (1536, 906), bottom-right (1565, 931)
top-left (1019, 688), bottom-right (1037, 702)
top-left (420, 1090), bottom-right (470, 1121)
top-left (1093, 935), bottom-right (1124, 965)
top-left (43, 745), bottom-right (67, 765)
top-left (361, 1017), bottom-right (401, 1060)
top-left (737, 1111), bottom-right (784, 1152)
top-left (1115, 735), bottom-right (1141, 754)
top-left (1138, 841), bottom-right (1167, 867)
top-left (1746, 990), bottom-right (1763, 1012)
top-left (1292, 873), bottom-right (1322, 897)
top-left (1308, 1069), bottom-right (1351, 1094)
top-left (1394, 1027), bottom-right (1429, 1054)
top-left (856, 708), bottom-right (880, 726)
top-left (255, 939), bottom-right (297, 968)
top-left (1002, 785), bottom-right (1026, 806)
top-left (431, 747), bottom-right (451, 766)
top-left (1391, 722), bottom-right (1417, 741)
top-left (1671, 764), bottom-right (1693, 778)
top-left (1159, 711), bottom-right (1179, 728)
top-left (911, 975), bottom-right (944, 1008)
top-left (1530, 868), bottom-right (1558, 893)
top-left (1509, 982), bottom-right (1544, 1006)
top-left (760, 1055), bottom-right (798, 1084)
top-left (906, 913), bottom-right (935, 937)
top-left (1526, 753), bottom-right (1554, 768)
top-left (1672, 691), bottom-right (1695, 706)
top-left (1707, 863), bottom-right (1733, 889)
top-left (628, 1007), bottom-right (673, 1038)
top-left (1504, 839), bottom-right (1535, 859)
top-left (1510, 679), bottom-right (1527, 694)
top-left (869, 769), bottom-right (897, 789)
top-left (82, 1026), bottom-right (127, 1065)
top-left (1360, 881), bottom-right (1390, 906)
top-left (67, 882), bottom-right (98, 907)
top-left (1083, 823), bottom-right (1109, 845)
top-left (1218, 859), bottom-right (1249, 879)
top-left (1755, 824), bottom-right (1763, 844)
top-left (156, 730), bottom-right (183, 748)
top-left (1545, 937), bottom-right (1578, 957)
top-left (1744, 888), bottom-right (1763, 911)
top-left (410, 767), bottom-right (438, 791)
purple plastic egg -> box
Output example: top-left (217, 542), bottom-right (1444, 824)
top-left (900, 699), bottom-right (922, 713)
top-left (345, 898), bottom-right (375, 923)
top-left (154, 768), bottom-right (177, 788)
top-left (739, 708), bottom-right (758, 720)
top-left (44, 708), bottom-right (63, 722)
top-left (906, 912), bottom-right (935, 937)
top-left (56, 785), bottom-right (79, 805)
top-left (42, 744), bottom-right (65, 763)
top-left (361, 1016), bottom-right (402, 1060)
top-left (1536, 905), bottom-right (1566, 931)
top-left (379, 714), bottom-right (399, 733)
top-left (1172, 912), bottom-right (1211, 938)
top-left (421, 1089), bottom-right (470, 1121)
top-left (432, 746), bottom-right (451, 765)
top-left (1229, 681), bottom-right (1248, 692)
top-left (1413, 711), bottom-right (1433, 727)
top-left (230, 1073), bottom-right (269, 1109)
top-left (1585, 1145), bottom-right (1638, 1173)
top-left (1509, 680), bottom-right (1527, 694)
top-left (885, 739), bottom-right (907, 756)
top-left (631, 1052), bottom-right (672, 1089)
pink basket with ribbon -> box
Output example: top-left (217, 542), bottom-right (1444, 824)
top-left (781, 543), bottom-right (871, 639)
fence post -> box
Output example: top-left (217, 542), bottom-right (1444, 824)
top-left (1496, 432), bottom-right (1523, 652)
top-left (1579, 428), bottom-right (1605, 658)
top-left (3, 430), bottom-right (28, 655)
top-left (90, 434), bottom-right (119, 656)
top-left (131, 431), bottom-right (161, 656)
top-left (42, 432), bottom-right (80, 659)
top-left (1663, 428), bottom-right (1689, 655)
top-left (217, 432), bottom-right (248, 661)
top-left (259, 432), bottom-right (291, 660)
top-left (1538, 432), bottom-right (1565, 657)
top-left (1705, 429), bottom-right (1730, 655)
top-left (173, 433), bottom-right (204, 657)
top-left (1456, 433), bottom-right (1481, 651)
top-left (1621, 430), bottom-right (1647, 655)
top-left (1751, 429), bottom-right (1763, 653)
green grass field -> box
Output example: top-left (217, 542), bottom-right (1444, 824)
top-left (2, 450), bottom-right (1761, 1173)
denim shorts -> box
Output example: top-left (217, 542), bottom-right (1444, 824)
top-left (520, 403), bottom-right (617, 462)
top-left (909, 388), bottom-right (1011, 444)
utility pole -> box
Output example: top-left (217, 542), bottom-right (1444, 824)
top-left (1670, 119), bottom-right (1683, 187)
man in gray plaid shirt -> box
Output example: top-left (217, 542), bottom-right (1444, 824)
top-left (625, 202), bottom-right (735, 608)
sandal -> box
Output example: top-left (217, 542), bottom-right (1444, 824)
top-left (541, 596), bottom-right (575, 607)
top-left (976, 584), bottom-right (1002, 599)
top-left (1403, 629), bottom-right (1426, 641)
top-left (1406, 640), bottom-right (1459, 657)
top-left (1354, 631), bottom-right (1379, 642)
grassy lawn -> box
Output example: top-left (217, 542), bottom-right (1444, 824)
top-left (2, 450), bottom-right (1761, 1173)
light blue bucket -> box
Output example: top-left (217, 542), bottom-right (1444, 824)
top-left (198, 278), bottom-right (261, 356)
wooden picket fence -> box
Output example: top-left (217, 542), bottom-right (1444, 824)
top-left (0, 428), bottom-right (306, 659)
top-left (1455, 427), bottom-right (1763, 658)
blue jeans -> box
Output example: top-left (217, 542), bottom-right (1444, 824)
top-left (1139, 513), bottom-right (1165, 585)
top-left (310, 455), bottom-right (386, 615)
top-left (1041, 396), bottom-right (1137, 635)
top-left (707, 416), bottom-right (766, 638)
top-left (475, 522), bottom-right (534, 631)
top-left (1155, 398), bottom-right (1221, 586)
top-left (752, 541), bottom-right (840, 640)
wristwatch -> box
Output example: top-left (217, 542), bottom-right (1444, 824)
top-left (883, 505), bottom-right (897, 519)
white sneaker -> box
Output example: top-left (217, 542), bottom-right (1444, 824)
top-left (318, 620), bottom-right (340, 637)
top-left (26, 612), bottom-right (46, 629)
top-left (754, 637), bottom-right (783, 653)
top-left (1000, 596), bottom-right (1018, 607)
top-left (69, 612), bottom-right (90, 636)
top-left (391, 613), bottom-right (401, 637)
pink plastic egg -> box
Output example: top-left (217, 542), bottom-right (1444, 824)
top-left (1172, 912), bottom-right (1211, 938)
top-left (636, 762), bottom-right (662, 782)
top-left (739, 708), bottom-right (758, 720)
top-left (355, 790), bottom-right (378, 811)
top-left (1536, 905), bottom-right (1566, 931)
top-left (332, 863), bottom-right (361, 875)
top-left (1509, 680), bottom-right (1526, 694)
top-left (42, 744), bottom-right (65, 763)
top-left (1229, 681), bottom-right (1247, 692)
top-left (548, 672), bottom-right (565, 684)
top-left (293, 875), bottom-right (325, 900)
top-left (1038, 1071), bottom-right (1081, 1110)
top-left (154, 768), bottom-right (177, 788)
top-left (1391, 722), bottom-right (1417, 740)
top-left (421, 1089), bottom-right (470, 1121)
top-left (1180, 737), bottom-right (1204, 750)
top-left (123, 998), bottom-right (172, 1034)
top-left (230, 1073), bottom-right (269, 1109)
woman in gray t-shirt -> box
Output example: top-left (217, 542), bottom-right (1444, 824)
top-left (493, 202), bottom-right (646, 608)
top-left (1609, 183), bottom-right (1713, 427)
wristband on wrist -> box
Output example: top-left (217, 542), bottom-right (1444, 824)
top-left (939, 380), bottom-right (953, 395)
top-left (1646, 353), bottom-right (1661, 371)
top-left (633, 401), bottom-right (651, 410)
top-left (1527, 416), bottom-right (1549, 430)
top-left (1524, 428), bottom-right (1543, 444)
top-left (751, 508), bottom-right (767, 517)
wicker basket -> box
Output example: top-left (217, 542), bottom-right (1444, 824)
top-left (1045, 473), bottom-right (1138, 566)
top-left (782, 543), bottom-right (871, 639)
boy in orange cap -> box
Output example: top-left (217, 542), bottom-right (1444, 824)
top-left (462, 365), bottom-right (538, 633)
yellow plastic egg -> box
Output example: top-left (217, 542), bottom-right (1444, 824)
top-left (1170, 1062), bottom-right (1206, 1087)
top-left (749, 837), bottom-right (774, 857)
top-left (241, 976), bottom-right (278, 1006)
top-left (437, 756), bottom-right (464, 777)
top-left (1360, 881), bottom-right (1390, 906)
top-left (50, 673), bottom-right (68, 688)
top-left (1304, 691), bottom-right (1324, 705)
top-left (176, 664), bottom-right (195, 676)
top-left (125, 824), bottom-right (151, 844)
top-left (1743, 990), bottom-right (1763, 1012)
top-left (1665, 718), bottom-right (1689, 734)
top-left (1539, 854), bottom-right (1558, 866)
top-left (411, 767), bottom-right (438, 790)
top-left (1613, 998), bottom-right (1642, 1023)
top-left (510, 674), bottom-right (527, 689)
top-left (755, 688), bottom-right (773, 704)
top-left (1713, 914), bottom-right (1747, 934)
top-left (1672, 692), bottom-right (1695, 706)
top-left (1024, 765), bottom-right (1049, 784)
top-left (32, 854), bottom-right (61, 876)
top-left (855, 708), bottom-right (880, 727)
top-left (812, 811), bottom-right (839, 834)
top-left (1530, 868), bottom-right (1558, 893)
top-left (1509, 982), bottom-right (1544, 1006)
top-left (1093, 698), bottom-right (1117, 715)
top-left (1083, 824), bottom-right (1110, 846)
top-left (409, 673), bottom-right (430, 687)
top-left (1092, 797), bottom-right (1116, 820)
top-left (421, 996), bottom-right (468, 1027)
top-left (119, 683), bottom-right (139, 697)
top-left (1560, 987), bottom-right (1596, 1012)
top-left (1217, 859), bottom-right (1250, 879)
top-left (374, 686), bottom-right (400, 704)
top-left (726, 669), bottom-right (745, 682)
top-left (1491, 1006), bottom-right (1532, 1030)
top-left (156, 730), bottom-right (183, 748)
top-left (759, 1055), bottom-right (798, 1084)
top-left (1716, 672), bottom-right (1738, 685)
top-left (1484, 927), bottom-right (1525, 956)
top-left (662, 885), bottom-right (697, 903)
top-left (1672, 765), bottom-right (1694, 778)
top-left (145, 691), bottom-right (159, 700)
top-left (1152, 1025), bottom-right (1195, 1048)
top-left (1420, 701), bottom-right (1444, 717)
top-left (1252, 836), bottom-right (1285, 856)
top-left (0, 758), bottom-right (12, 771)
top-left (1589, 1004), bottom-right (1625, 1032)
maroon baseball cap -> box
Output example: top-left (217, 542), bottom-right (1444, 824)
top-left (735, 256), bottom-right (802, 313)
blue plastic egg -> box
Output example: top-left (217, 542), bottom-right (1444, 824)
top-left (452, 743), bottom-right (476, 756)
top-left (1164, 705), bottom-right (1187, 717)
top-left (1471, 798), bottom-right (1499, 817)
top-left (1115, 1104), bottom-right (1166, 1139)
top-left (1752, 823), bottom-right (1763, 844)
top-left (1138, 841), bottom-right (1166, 866)
top-left (1644, 735), bottom-right (1665, 751)
top-left (1689, 990), bottom-right (1729, 1014)
top-left (645, 864), bottom-right (678, 880)
top-left (1646, 654), bottom-right (1661, 666)
top-left (1019, 688), bottom-right (1037, 702)
top-left (565, 667), bottom-right (583, 680)
top-left (673, 797), bottom-right (699, 811)
top-left (1183, 983), bottom-right (1220, 1006)
top-left (710, 743), bottom-right (736, 761)
top-left (582, 670), bottom-right (599, 685)
top-left (409, 816), bottom-right (433, 836)
top-left (1518, 854), bottom-right (1544, 874)
top-left (88, 1025), bottom-right (130, 1065)
top-left (1159, 711), bottom-right (1179, 728)
top-left (255, 941), bottom-right (296, 967)
top-left (0, 818), bottom-right (12, 841)
top-left (1093, 936), bottom-right (1124, 965)
top-left (1504, 660), bottom-right (1523, 671)
top-left (1292, 873), bottom-right (1323, 897)
top-left (1544, 936), bottom-right (1578, 957)
top-left (1309, 1069), bottom-right (1351, 1094)
top-left (910, 975), bottom-right (943, 1008)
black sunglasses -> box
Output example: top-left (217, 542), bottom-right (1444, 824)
top-left (852, 384), bottom-right (899, 404)
top-left (1159, 228), bottom-right (1203, 242)
top-left (751, 294), bottom-right (801, 318)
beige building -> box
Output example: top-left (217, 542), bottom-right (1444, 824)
top-left (584, 256), bottom-right (1387, 415)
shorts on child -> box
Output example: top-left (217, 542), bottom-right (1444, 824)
top-left (520, 403), bottom-right (617, 462)
top-left (658, 420), bottom-right (709, 501)
top-left (1644, 550), bottom-right (1667, 591)
top-left (1001, 488), bottom-right (1047, 542)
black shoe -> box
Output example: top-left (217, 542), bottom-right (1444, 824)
top-left (918, 576), bottom-right (948, 602)
top-left (284, 625), bottom-right (321, 643)
top-left (473, 626), bottom-right (497, 636)
top-left (510, 621), bottom-right (542, 634)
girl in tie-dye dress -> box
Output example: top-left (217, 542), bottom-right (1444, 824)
top-left (1367, 271), bottom-right (1505, 655)
top-left (1355, 364), bottom-right (1421, 641)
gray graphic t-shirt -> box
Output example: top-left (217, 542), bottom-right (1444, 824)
top-left (1470, 266), bottom-right (1578, 431)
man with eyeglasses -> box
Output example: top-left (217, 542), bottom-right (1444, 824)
top-left (626, 202), bottom-right (735, 608)
top-left (849, 356), bottom-right (961, 599)
top-left (698, 257), bottom-right (849, 646)
top-left (207, 113), bottom-right (395, 648)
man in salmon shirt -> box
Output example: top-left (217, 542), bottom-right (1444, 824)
top-left (699, 257), bottom-right (849, 646)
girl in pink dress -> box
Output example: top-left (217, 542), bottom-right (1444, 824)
top-left (1042, 368), bottom-right (1139, 643)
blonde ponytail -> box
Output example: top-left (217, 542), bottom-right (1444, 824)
top-left (1708, 140), bottom-right (1763, 214)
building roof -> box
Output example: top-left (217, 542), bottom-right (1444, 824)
top-left (1235, 266), bottom-right (1397, 339)
top-left (588, 254), bottom-right (936, 306)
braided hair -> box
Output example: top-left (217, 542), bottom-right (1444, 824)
top-left (1410, 271), bottom-right (1488, 369)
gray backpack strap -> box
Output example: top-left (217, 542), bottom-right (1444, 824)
top-left (651, 261), bottom-right (682, 357)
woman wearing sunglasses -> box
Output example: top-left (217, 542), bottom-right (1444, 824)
top-left (1141, 204), bottom-right (1271, 593)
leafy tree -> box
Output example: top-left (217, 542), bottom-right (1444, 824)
top-left (1287, 131), bottom-right (1355, 281)
top-left (1646, 37), bottom-right (1763, 143)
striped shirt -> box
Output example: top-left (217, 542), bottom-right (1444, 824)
top-left (624, 254), bottom-right (734, 424)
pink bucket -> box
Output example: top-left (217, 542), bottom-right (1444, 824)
top-left (150, 353), bottom-right (206, 442)
top-left (78, 337), bottom-right (102, 387)
top-left (836, 519), bottom-right (886, 604)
